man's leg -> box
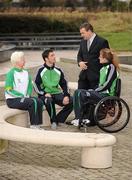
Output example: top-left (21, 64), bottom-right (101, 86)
top-left (6, 98), bottom-right (42, 125)
top-left (33, 97), bottom-right (43, 125)
top-left (78, 71), bottom-right (90, 90)
top-left (53, 93), bottom-right (73, 123)
top-left (40, 96), bottom-right (57, 124)
top-left (89, 80), bottom-right (99, 90)
top-left (78, 79), bottom-right (90, 90)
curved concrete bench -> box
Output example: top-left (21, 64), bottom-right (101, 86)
top-left (0, 105), bottom-right (116, 168)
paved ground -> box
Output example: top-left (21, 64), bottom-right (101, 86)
top-left (0, 51), bottom-right (132, 180)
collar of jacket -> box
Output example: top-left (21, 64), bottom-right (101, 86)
top-left (43, 63), bottom-right (55, 70)
top-left (13, 67), bottom-right (23, 72)
top-left (102, 62), bottom-right (111, 67)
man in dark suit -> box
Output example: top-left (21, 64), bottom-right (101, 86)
top-left (77, 22), bottom-right (110, 90)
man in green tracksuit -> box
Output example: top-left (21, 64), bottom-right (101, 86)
top-left (35, 49), bottom-right (73, 129)
top-left (5, 51), bottom-right (43, 130)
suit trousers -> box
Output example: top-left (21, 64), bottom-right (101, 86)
top-left (78, 70), bottom-right (99, 90)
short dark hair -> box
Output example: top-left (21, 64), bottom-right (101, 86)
top-left (42, 48), bottom-right (54, 61)
top-left (80, 22), bottom-right (94, 32)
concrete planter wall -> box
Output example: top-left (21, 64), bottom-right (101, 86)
top-left (118, 55), bottom-right (132, 65)
top-left (0, 44), bottom-right (16, 63)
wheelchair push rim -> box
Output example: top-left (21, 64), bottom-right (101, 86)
top-left (94, 96), bottom-right (130, 133)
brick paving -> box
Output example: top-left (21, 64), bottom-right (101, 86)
top-left (0, 51), bottom-right (132, 180)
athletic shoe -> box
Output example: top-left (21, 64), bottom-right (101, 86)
top-left (82, 119), bottom-right (90, 125)
top-left (30, 125), bottom-right (45, 130)
top-left (71, 119), bottom-right (79, 126)
top-left (51, 122), bottom-right (57, 130)
top-left (82, 119), bottom-right (90, 126)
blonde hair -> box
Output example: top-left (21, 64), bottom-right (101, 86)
top-left (100, 48), bottom-right (120, 71)
top-left (11, 51), bottom-right (24, 65)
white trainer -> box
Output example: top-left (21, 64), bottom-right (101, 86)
top-left (71, 119), bottom-right (79, 126)
top-left (82, 119), bottom-right (90, 126)
top-left (51, 122), bottom-right (57, 130)
top-left (30, 125), bottom-right (44, 130)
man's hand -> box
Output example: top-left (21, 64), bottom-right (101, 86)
top-left (63, 96), bottom-right (69, 105)
top-left (79, 61), bottom-right (88, 70)
top-left (45, 93), bottom-right (51, 97)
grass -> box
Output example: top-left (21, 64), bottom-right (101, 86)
top-left (88, 12), bottom-right (132, 51)
top-left (100, 32), bottom-right (132, 51)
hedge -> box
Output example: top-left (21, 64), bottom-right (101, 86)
top-left (0, 13), bottom-right (85, 33)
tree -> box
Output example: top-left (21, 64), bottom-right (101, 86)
top-left (83, 0), bottom-right (100, 11)
top-left (21, 0), bottom-right (43, 7)
top-left (51, 0), bottom-right (65, 7)
top-left (130, 0), bottom-right (132, 11)
top-left (1, 0), bottom-right (12, 8)
top-left (64, 0), bottom-right (75, 8)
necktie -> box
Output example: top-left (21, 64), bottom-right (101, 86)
top-left (87, 40), bottom-right (90, 51)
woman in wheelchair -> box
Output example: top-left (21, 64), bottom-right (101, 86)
top-left (72, 48), bottom-right (120, 127)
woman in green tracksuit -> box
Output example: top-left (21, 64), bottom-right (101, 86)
top-left (73, 48), bottom-right (120, 126)
top-left (5, 51), bottom-right (43, 130)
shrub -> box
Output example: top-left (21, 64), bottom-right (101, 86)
top-left (0, 11), bottom-right (131, 34)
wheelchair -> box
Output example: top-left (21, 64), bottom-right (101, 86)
top-left (78, 79), bottom-right (130, 133)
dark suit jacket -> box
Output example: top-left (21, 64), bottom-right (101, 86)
top-left (77, 35), bottom-right (109, 82)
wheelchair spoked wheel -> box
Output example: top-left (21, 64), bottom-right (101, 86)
top-left (95, 98), bottom-right (122, 127)
top-left (94, 96), bottom-right (130, 133)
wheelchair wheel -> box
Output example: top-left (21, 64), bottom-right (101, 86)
top-left (94, 96), bottom-right (130, 133)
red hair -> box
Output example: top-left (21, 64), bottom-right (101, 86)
top-left (100, 48), bottom-right (120, 71)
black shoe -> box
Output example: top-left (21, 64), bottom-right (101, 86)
top-left (89, 121), bottom-right (97, 126)
top-left (65, 121), bottom-right (73, 125)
